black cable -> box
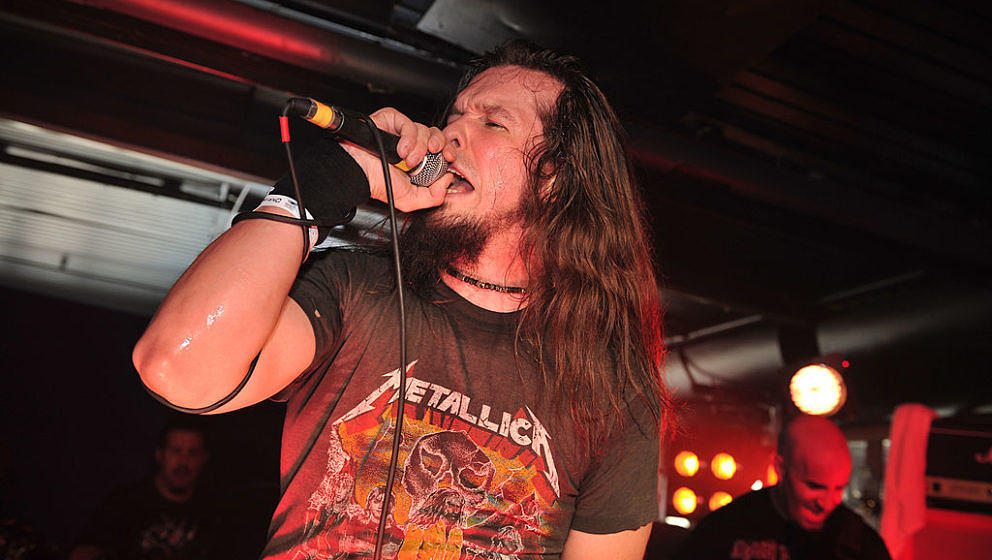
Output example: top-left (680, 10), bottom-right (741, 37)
top-left (280, 102), bottom-right (316, 263)
top-left (143, 353), bottom-right (261, 414)
top-left (363, 117), bottom-right (408, 560)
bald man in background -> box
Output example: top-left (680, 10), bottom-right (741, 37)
top-left (673, 415), bottom-right (891, 560)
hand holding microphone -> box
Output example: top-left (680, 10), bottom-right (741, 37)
top-left (341, 105), bottom-right (453, 212)
top-left (286, 98), bottom-right (450, 185)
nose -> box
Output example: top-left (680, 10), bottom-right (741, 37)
top-left (443, 118), bottom-right (463, 149)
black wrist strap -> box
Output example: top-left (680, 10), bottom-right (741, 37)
top-left (231, 208), bottom-right (357, 230)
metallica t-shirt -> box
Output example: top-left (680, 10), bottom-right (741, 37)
top-left (260, 249), bottom-right (660, 559)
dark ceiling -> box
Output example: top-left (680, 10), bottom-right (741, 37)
top-left (1, 0), bottom-right (990, 422)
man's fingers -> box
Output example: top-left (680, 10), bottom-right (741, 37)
top-left (369, 107), bottom-right (445, 169)
top-left (426, 127), bottom-right (448, 157)
top-left (391, 172), bottom-right (451, 212)
top-left (351, 107), bottom-right (451, 212)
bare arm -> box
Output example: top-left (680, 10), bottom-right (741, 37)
top-left (133, 108), bottom-right (451, 413)
top-left (561, 524), bottom-right (652, 560)
top-left (133, 215), bottom-right (317, 412)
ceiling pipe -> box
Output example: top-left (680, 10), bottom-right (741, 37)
top-left (818, 284), bottom-right (992, 358)
top-left (665, 283), bottom-right (992, 396)
top-left (72, 0), bottom-right (462, 100)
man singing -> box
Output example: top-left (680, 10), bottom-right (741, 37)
top-left (134, 41), bottom-right (668, 559)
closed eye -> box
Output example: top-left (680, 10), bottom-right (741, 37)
top-left (485, 120), bottom-right (505, 130)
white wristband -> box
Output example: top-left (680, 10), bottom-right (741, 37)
top-left (254, 194), bottom-right (319, 252)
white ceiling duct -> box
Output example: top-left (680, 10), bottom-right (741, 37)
top-left (0, 119), bottom-right (384, 315)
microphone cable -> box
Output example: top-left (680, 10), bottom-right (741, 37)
top-left (278, 106), bottom-right (409, 560)
top-left (363, 114), bottom-right (409, 560)
top-left (279, 106), bottom-right (409, 560)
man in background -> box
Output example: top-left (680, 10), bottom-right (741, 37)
top-left (674, 414), bottom-right (891, 559)
top-left (70, 418), bottom-right (213, 560)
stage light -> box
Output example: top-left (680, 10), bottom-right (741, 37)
top-left (711, 452), bottom-right (737, 480)
top-left (751, 479), bottom-right (763, 490)
top-left (767, 464), bottom-right (779, 486)
top-left (674, 451), bottom-right (700, 477)
top-left (672, 487), bottom-right (698, 515)
top-left (709, 491), bottom-right (733, 510)
top-left (789, 364), bottom-right (847, 416)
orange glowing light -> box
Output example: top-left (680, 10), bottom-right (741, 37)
top-left (790, 364), bottom-right (847, 416)
top-left (674, 451), bottom-right (700, 477)
top-left (767, 464), bottom-right (779, 486)
top-left (709, 491), bottom-right (733, 510)
top-left (672, 487), bottom-right (698, 515)
top-left (711, 453), bottom-right (737, 480)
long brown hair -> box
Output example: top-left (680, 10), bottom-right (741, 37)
top-left (455, 42), bottom-right (671, 442)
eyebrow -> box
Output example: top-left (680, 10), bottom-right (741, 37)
top-left (481, 103), bottom-right (519, 125)
top-left (448, 101), bottom-right (521, 126)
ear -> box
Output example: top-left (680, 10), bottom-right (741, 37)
top-left (772, 453), bottom-right (786, 483)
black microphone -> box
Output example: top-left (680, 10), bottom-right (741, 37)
top-left (285, 98), bottom-right (448, 186)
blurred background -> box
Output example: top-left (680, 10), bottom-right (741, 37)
top-left (1, 0), bottom-right (990, 556)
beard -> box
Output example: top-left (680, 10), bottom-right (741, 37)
top-left (398, 208), bottom-right (494, 295)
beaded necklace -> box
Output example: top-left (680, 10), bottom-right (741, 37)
top-left (445, 267), bottom-right (527, 294)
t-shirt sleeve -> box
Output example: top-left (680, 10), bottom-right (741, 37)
top-left (569, 405), bottom-right (660, 534)
top-left (274, 250), bottom-right (369, 401)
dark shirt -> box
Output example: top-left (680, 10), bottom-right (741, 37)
top-left (674, 487), bottom-right (892, 560)
top-left (75, 477), bottom-right (215, 560)
top-left (258, 249), bottom-right (660, 559)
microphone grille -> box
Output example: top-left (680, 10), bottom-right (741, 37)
top-left (407, 153), bottom-right (448, 186)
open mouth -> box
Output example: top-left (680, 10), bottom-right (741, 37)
top-left (446, 169), bottom-right (474, 194)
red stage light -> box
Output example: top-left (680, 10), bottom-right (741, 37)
top-left (674, 451), bottom-right (700, 477)
top-left (790, 364), bottom-right (847, 416)
top-left (672, 487), bottom-right (698, 515)
top-left (709, 491), bottom-right (733, 510)
top-left (711, 453), bottom-right (737, 480)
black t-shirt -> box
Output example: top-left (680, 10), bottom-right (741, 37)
top-left (673, 488), bottom-right (892, 560)
top-left (75, 478), bottom-right (215, 560)
top-left (260, 249), bottom-right (660, 559)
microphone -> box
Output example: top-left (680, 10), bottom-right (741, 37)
top-left (285, 98), bottom-right (448, 186)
